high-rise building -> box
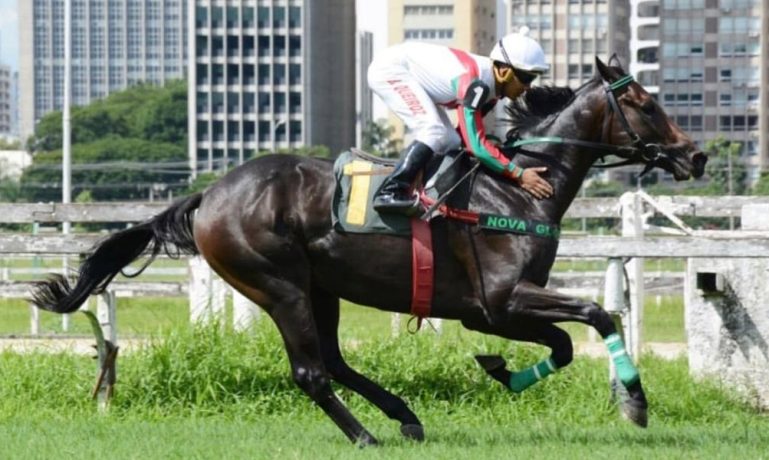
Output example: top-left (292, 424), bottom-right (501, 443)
top-left (356, 31), bottom-right (374, 148)
top-left (10, 71), bottom-right (19, 138)
top-left (386, 0), bottom-right (498, 143)
top-left (19, 0), bottom-right (189, 141)
top-left (658, 0), bottom-right (767, 182)
top-left (0, 64), bottom-right (12, 136)
top-left (629, 0), bottom-right (660, 96)
top-left (189, 1), bottom-right (356, 175)
top-left (506, 0), bottom-right (631, 87)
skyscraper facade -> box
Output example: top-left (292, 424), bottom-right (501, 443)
top-left (189, 0), bottom-right (356, 174)
top-left (356, 30), bottom-right (374, 147)
top-left (19, 0), bottom-right (189, 140)
top-left (658, 0), bottom-right (767, 181)
top-left (506, 0), bottom-right (631, 87)
top-left (0, 64), bottom-right (12, 136)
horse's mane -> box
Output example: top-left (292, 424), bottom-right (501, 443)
top-left (504, 86), bottom-right (576, 133)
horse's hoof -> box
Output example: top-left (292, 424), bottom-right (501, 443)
top-left (620, 398), bottom-right (649, 428)
top-left (400, 424), bottom-right (425, 442)
top-left (474, 354), bottom-right (506, 372)
top-left (355, 432), bottom-right (379, 447)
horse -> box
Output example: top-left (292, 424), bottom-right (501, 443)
top-left (32, 57), bottom-right (706, 446)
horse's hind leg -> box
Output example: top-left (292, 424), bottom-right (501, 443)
top-left (310, 286), bottom-right (424, 441)
top-left (264, 287), bottom-right (379, 446)
top-left (200, 247), bottom-right (377, 444)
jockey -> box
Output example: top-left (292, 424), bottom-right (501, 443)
top-left (368, 28), bottom-right (555, 214)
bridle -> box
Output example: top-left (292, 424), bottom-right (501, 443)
top-left (506, 74), bottom-right (666, 175)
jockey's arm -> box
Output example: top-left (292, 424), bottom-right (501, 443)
top-left (455, 79), bottom-right (525, 180)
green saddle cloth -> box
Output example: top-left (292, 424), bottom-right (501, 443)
top-left (331, 150), bottom-right (412, 235)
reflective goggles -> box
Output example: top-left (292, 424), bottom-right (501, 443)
top-left (512, 67), bottom-right (541, 86)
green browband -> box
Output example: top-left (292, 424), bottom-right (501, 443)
top-left (479, 214), bottom-right (560, 240)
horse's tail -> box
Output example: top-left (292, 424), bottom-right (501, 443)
top-left (31, 193), bottom-right (203, 314)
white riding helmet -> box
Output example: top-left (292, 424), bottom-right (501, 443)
top-left (489, 27), bottom-right (550, 74)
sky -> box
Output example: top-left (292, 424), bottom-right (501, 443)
top-left (0, 0), bottom-right (18, 69)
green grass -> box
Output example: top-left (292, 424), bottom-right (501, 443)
top-left (0, 324), bottom-right (767, 458)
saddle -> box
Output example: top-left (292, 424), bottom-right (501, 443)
top-left (331, 148), bottom-right (464, 235)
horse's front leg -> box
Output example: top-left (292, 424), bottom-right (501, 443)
top-left (502, 280), bottom-right (649, 428)
top-left (462, 315), bottom-right (573, 393)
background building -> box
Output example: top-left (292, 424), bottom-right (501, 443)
top-left (356, 30), bottom-right (374, 147)
top-left (658, 0), bottom-right (767, 182)
top-left (19, 0), bottom-right (188, 141)
top-left (10, 70), bottom-right (19, 138)
top-left (506, 0), bottom-right (631, 88)
top-left (188, 0), bottom-right (356, 175)
top-left (0, 64), bottom-right (12, 136)
top-left (386, 0), bottom-right (498, 142)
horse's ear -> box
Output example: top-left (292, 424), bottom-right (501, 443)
top-left (595, 56), bottom-right (617, 82)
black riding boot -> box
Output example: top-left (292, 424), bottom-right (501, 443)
top-left (373, 141), bottom-right (434, 214)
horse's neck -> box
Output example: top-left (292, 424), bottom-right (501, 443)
top-left (521, 89), bottom-right (604, 222)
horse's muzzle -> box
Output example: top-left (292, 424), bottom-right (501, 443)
top-left (691, 151), bottom-right (707, 179)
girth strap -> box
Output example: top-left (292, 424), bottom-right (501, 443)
top-left (410, 217), bottom-right (434, 329)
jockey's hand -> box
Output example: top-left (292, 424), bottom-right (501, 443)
top-left (517, 167), bottom-right (553, 199)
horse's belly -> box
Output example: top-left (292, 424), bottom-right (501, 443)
top-left (308, 232), bottom-right (476, 318)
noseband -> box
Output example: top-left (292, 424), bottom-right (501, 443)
top-left (507, 74), bottom-right (664, 174)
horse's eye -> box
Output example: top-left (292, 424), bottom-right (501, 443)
top-left (641, 103), bottom-right (656, 116)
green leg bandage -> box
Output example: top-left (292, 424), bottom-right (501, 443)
top-left (508, 358), bottom-right (557, 393)
top-left (604, 333), bottom-right (640, 386)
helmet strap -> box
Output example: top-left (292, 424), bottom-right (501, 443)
top-left (493, 64), bottom-right (515, 85)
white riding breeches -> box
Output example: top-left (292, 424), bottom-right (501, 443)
top-left (367, 51), bottom-right (461, 154)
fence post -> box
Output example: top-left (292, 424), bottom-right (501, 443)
top-left (188, 257), bottom-right (226, 325)
top-left (620, 192), bottom-right (645, 358)
top-left (604, 257), bottom-right (627, 387)
top-left (97, 290), bottom-right (117, 343)
top-left (29, 302), bottom-right (40, 335)
top-left (232, 288), bottom-right (259, 331)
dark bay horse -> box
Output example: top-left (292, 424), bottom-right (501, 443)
top-left (32, 58), bottom-right (705, 445)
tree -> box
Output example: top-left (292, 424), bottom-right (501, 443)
top-left (361, 119), bottom-right (402, 158)
top-left (20, 137), bottom-right (187, 202)
top-left (703, 136), bottom-right (746, 195)
top-left (752, 173), bottom-right (769, 195)
top-left (21, 81), bottom-right (190, 201)
top-left (26, 81), bottom-right (187, 153)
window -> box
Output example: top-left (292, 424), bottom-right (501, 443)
top-left (273, 7), bottom-right (286, 28)
top-left (289, 64), bottom-right (301, 85)
top-left (258, 64), bottom-right (270, 85)
top-left (690, 94), bottom-right (702, 106)
top-left (289, 6), bottom-right (301, 28)
top-left (720, 69), bottom-right (732, 81)
top-left (568, 64), bottom-right (579, 79)
top-left (690, 116), bottom-right (703, 131)
top-left (720, 94), bottom-right (732, 106)
top-left (273, 65), bottom-right (286, 85)
top-left (289, 92), bottom-right (301, 113)
top-left (258, 92), bottom-right (270, 111)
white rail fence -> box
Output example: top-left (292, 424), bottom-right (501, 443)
top-left (2, 196), bottom-right (769, 350)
